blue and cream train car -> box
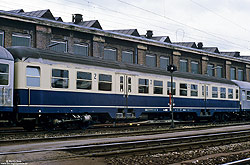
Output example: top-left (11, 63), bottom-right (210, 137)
top-left (2, 46), bottom-right (242, 129)
top-left (0, 47), bottom-right (14, 123)
top-left (232, 80), bottom-right (250, 116)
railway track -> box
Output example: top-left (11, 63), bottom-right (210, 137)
top-left (1, 121), bottom-right (250, 146)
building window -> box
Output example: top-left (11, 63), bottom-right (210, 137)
top-left (160, 57), bottom-right (169, 70)
top-left (202, 85), bottom-right (209, 97)
top-left (26, 66), bottom-right (40, 87)
top-left (191, 61), bottom-right (199, 74)
top-left (154, 80), bottom-right (163, 94)
top-left (230, 67), bottom-right (236, 80)
top-left (104, 48), bottom-right (117, 61)
top-left (238, 69), bottom-right (244, 81)
top-left (146, 55), bottom-right (156, 67)
top-left (0, 31), bottom-right (4, 46)
top-left (212, 87), bottom-right (218, 98)
top-left (167, 81), bottom-right (176, 95)
top-left (220, 87), bottom-right (226, 98)
top-left (51, 69), bottom-right (68, 88)
top-left (216, 65), bottom-right (223, 78)
top-left (180, 59), bottom-right (188, 72)
top-left (207, 64), bottom-right (214, 76)
top-left (191, 84), bottom-right (198, 96)
top-left (99, 74), bottom-right (112, 91)
top-left (74, 44), bottom-right (88, 56)
top-left (50, 40), bottom-right (67, 53)
top-left (228, 88), bottom-right (233, 99)
top-left (0, 64), bottom-right (9, 85)
top-left (122, 51), bottom-right (133, 63)
top-left (12, 33), bottom-right (31, 47)
top-left (77, 71), bottom-right (92, 90)
top-left (138, 78), bottom-right (149, 94)
top-left (180, 83), bottom-right (187, 96)
top-left (247, 91), bottom-right (250, 100)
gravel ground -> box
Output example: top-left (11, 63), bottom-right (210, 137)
top-left (106, 141), bottom-right (250, 165)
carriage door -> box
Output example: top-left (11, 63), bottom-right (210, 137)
top-left (201, 84), bottom-right (210, 116)
top-left (117, 74), bottom-right (134, 119)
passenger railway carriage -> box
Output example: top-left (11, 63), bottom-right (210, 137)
top-left (0, 46), bottom-right (249, 129)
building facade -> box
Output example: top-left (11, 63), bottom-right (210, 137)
top-left (0, 9), bottom-right (250, 82)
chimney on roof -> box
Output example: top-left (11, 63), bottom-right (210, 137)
top-left (234, 52), bottom-right (240, 57)
top-left (197, 42), bottom-right (203, 49)
top-left (146, 30), bottom-right (153, 39)
top-left (72, 14), bottom-right (83, 24)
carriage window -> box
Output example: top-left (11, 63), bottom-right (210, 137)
top-left (99, 74), bottom-right (112, 91)
top-left (138, 78), bottom-right (149, 94)
top-left (0, 31), bottom-right (3, 46)
top-left (77, 71), bottom-right (91, 90)
top-left (191, 84), bottom-right (198, 96)
top-left (220, 87), bottom-right (226, 98)
top-left (180, 83), bottom-right (187, 96)
top-left (0, 64), bottom-right (9, 85)
top-left (167, 81), bottom-right (176, 95)
top-left (120, 76), bottom-right (124, 92)
top-left (154, 80), bottom-right (163, 94)
top-left (202, 85), bottom-right (209, 97)
top-left (26, 66), bottom-right (40, 87)
top-left (51, 69), bottom-right (68, 88)
top-left (212, 87), bottom-right (218, 98)
top-left (50, 40), bottom-right (67, 53)
top-left (228, 88), bottom-right (233, 99)
top-left (74, 44), bottom-right (88, 56)
top-left (236, 89), bottom-right (239, 99)
top-left (247, 91), bottom-right (250, 101)
top-left (12, 34), bottom-right (31, 47)
top-left (128, 77), bottom-right (132, 93)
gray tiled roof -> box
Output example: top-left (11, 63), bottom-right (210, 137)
top-left (108, 29), bottom-right (140, 37)
top-left (152, 36), bottom-right (171, 43)
top-left (8, 9), bottom-right (24, 13)
top-left (77, 20), bottom-right (102, 29)
top-left (221, 52), bottom-right (240, 57)
top-left (173, 42), bottom-right (197, 48)
top-left (55, 17), bottom-right (63, 22)
top-left (202, 47), bottom-right (220, 53)
top-left (21, 9), bottom-right (55, 20)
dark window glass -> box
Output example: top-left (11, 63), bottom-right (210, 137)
top-left (74, 44), bottom-right (88, 56)
top-left (167, 81), bottom-right (176, 95)
top-left (99, 74), bottom-right (112, 91)
top-left (104, 48), bottom-right (117, 61)
top-left (247, 91), bottom-right (250, 100)
top-left (138, 78), bottom-right (149, 93)
top-left (228, 88), bottom-right (233, 99)
top-left (51, 69), bottom-right (68, 88)
top-left (160, 57), bottom-right (169, 70)
top-left (122, 51), bottom-right (133, 63)
top-left (0, 31), bottom-right (3, 46)
top-left (26, 66), bottom-right (40, 87)
top-left (0, 64), bottom-right (9, 85)
top-left (238, 69), bottom-right (243, 81)
top-left (180, 83), bottom-right (187, 96)
top-left (154, 80), bottom-right (163, 94)
top-left (207, 64), bottom-right (214, 76)
top-left (77, 72), bottom-right (92, 90)
top-left (50, 41), bottom-right (67, 53)
top-left (212, 87), bottom-right (218, 98)
top-left (191, 61), bottom-right (199, 74)
top-left (180, 60), bottom-right (188, 72)
top-left (146, 55), bottom-right (156, 67)
top-left (236, 89), bottom-right (239, 99)
top-left (220, 87), bottom-right (226, 98)
top-left (191, 84), bottom-right (198, 96)
top-left (230, 67), bottom-right (236, 80)
top-left (216, 66), bottom-right (223, 78)
top-left (120, 76), bottom-right (124, 92)
top-left (12, 34), bottom-right (30, 47)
